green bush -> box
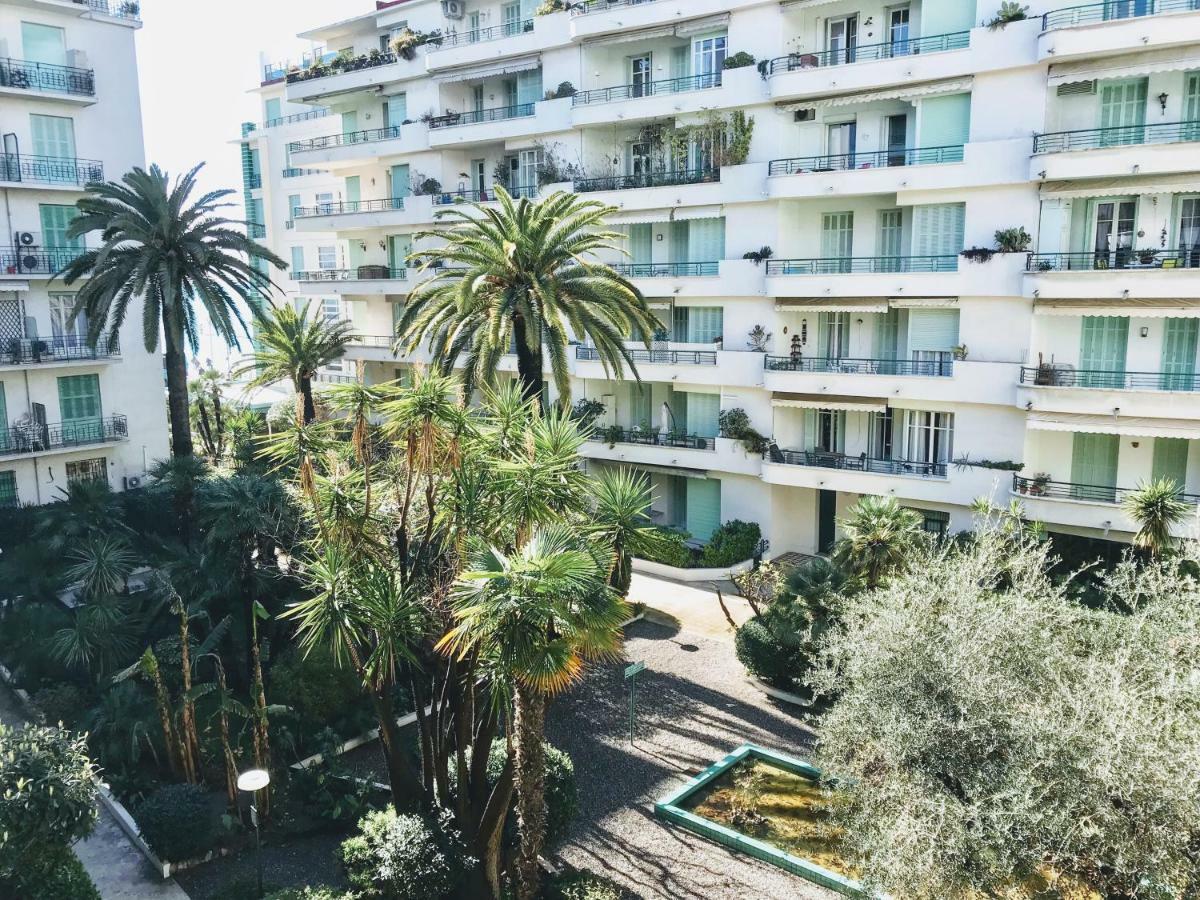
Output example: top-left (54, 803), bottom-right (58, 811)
top-left (264, 889), bottom-right (353, 900)
top-left (270, 644), bottom-right (372, 742)
top-left (341, 806), bottom-right (474, 900)
top-left (290, 729), bottom-right (378, 824)
top-left (32, 682), bottom-right (91, 729)
top-left (722, 51), bottom-right (756, 70)
top-left (735, 617), bottom-right (806, 690)
top-left (546, 870), bottom-right (628, 900)
top-left (638, 527), bottom-right (694, 568)
top-left (135, 783), bottom-right (220, 862)
top-left (485, 741), bottom-right (577, 848)
top-left (700, 520), bottom-right (761, 567)
top-left (1, 846), bottom-right (101, 900)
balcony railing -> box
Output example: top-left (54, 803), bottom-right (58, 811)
top-left (348, 335), bottom-right (397, 349)
top-left (296, 267), bottom-right (407, 282)
top-left (612, 262), bottom-right (719, 277)
top-left (1034, 120), bottom-right (1200, 153)
top-left (769, 145), bottom-right (964, 176)
top-left (440, 19), bottom-right (534, 45)
top-left (1042, 0), bottom-right (1200, 31)
top-left (576, 346), bottom-right (718, 366)
top-left (265, 108), bottom-right (332, 129)
top-left (77, 0), bottom-right (142, 21)
top-left (282, 167), bottom-right (322, 178)
top-left (247, 222), bottom-right (266, 239)
top-left (247, 174), bottom-right (262, 189)
top-left (0, 154), bottom-right (103, 187)
top-left (1026, 248), bottom-right (1200, 271)
top-left (427, 104), bottom-right (536, 129)
top-left (587, 428), bottom-right (716, 451)
top-left (766, 355), bottom-right (954, 376)
top-left (571, 0), bottom-right (661, 14)
top-left (574, 168), bottom-right (719, 193)
top-left (773, 448), bottom-right (947, 477)
top-left (573, 72), bottom-right (722, 106)
top-left (431, 185), bottom-right (538, 205)
top-left (0, 414), bottom-right (128, 458)
top-left (1, 336), bottom-right (120, 366)
top-left (1020, 365), bottom-right (1200, 391)
top-left (286, 51), bottom-right (398, 84)
top-left (1, 246), bottom-right (82, 277)
top-left (290, 125), bottom-right (401, 152)
top-left (1013, 473), bottom-right (1200, 505)
top-left (0, 57), bottom-right (95, 96)
top-left (767, 255), bottom-right (959, 275)
top-left (766, 31), bottom-right (969, 75)
top-left (294, 198), bottom-right (405, 218)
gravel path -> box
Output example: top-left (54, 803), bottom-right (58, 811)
top-left (545, 618), bottom-right (837, 900)
top-left (174, 831), bottom-right (349, 900)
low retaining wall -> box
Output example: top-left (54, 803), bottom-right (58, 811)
top-left (632, 556), bottom-right (754, 583)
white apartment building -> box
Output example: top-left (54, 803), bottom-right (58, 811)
top-left (0, 0), bottom-right (167, 507)
top-left (241, 0), bottom-right (1200, 555)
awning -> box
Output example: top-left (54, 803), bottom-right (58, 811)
top-left (776, 298), bottom-right (889, 313)
top-left (1041, 172), bottom-right (1200, 199)
top-left (1028, 412), bottom-right (1200, 440)
top-left (675, 15), bottom-right (730, 37)
top-left (890, 297), bottom-right (958, 308)
top-left (626, 463), bottom-right (710, 480)
top-left (1048, 47), bottom-right (1200, 86)
top-left (781, 0), bottom-right (843, 8)
top-left (673, 205), bottom-right (724, 221)
top-left (433, 55), bottom-right (541, 84)
top-left (607, 208), bottom-right (673, 225)
top-left (781, 78), bottom-right (973, 111)
top-left (1035, 298), bottom-right (1200, 318)
top-left (583, 14), bottom-right (728, 47)
top-left (0, 282), bottom-right (30, 293)
top-left (646, 299), bottom-right (672, 310)
top-left (772, 392), bottom-right (888, 413)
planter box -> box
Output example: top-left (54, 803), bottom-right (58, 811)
top-left (632, 556), bottom-right (754, 582)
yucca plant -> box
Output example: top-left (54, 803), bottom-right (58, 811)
top-left (1122, 477), bottom-right (1192, 556)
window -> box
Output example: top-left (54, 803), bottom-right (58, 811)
top-left (58, 373), bottom-right (102, 444)
top-left (320, 297), bottom-right (342, 322)
top-left (0, 381), bottom-right (6, 429)
top-left (904, 411), bottom-right (953, 466)
top-left (21, 22), bottom-right (67, 66)
top-left (820, 212), bottom-right (855, 272)
top-left (264, 98), bottom-right (282, 124)
top-left (288, 194), bottom-right (302, 222)
top-left (40, 204), bottom-right (83, 250)
top-left (291, 246), bottom-right (305, 274)
top-left (65, 457), bottom-right (106, 486)
top-left (318, 246), bottom-right (337, 270)
top-left (868, 409), bottom-right (894, 459)
top-left (49, 294), bottom-right (87, 347)
top-left (909, 507), bottom-right (950, 536)
top-left (692, 34), bottom-right (727, 78)
top-left (502, 2), bottom-right (522, 36)
top-left (0, 470), bottom-right (16, 507)
top-left (316, 191), bottom-right (334, 214)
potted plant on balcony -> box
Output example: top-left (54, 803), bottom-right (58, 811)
top-left (723, 52), bottom-right (756, 70)
top-left (995, 226), bottom-right (1032, 253)
top-left (392, 29), bottom-right (421, 60)
top-left (603, 423), bottom-right (624, 449)
top-left (746, 325), bottom-right (771, 353)
top-left (1137, 248), bottom-right (1159, 265)
top-left (1025, 473), bottom-right (1051, 496)
top-left (743, 246), bottom-right (773, 266)
top-left (952, 344), bottom-right (968, 361)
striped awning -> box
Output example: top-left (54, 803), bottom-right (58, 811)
top-left (1034, 298), bottom-right (1200, 318)
top-left (1048, 47), bottom-right (1200, 86)
top-left (1028, 412), bottom-right (1200, 440)
top-left (890, 297), bottom-right (958, 308)
top-left (781, 77), bottom-right (973, 111)
top-left (433, 55), bottom-right (541, 84)
top-left (626, 463), bottom-right (710, 480)
top-left (772, 392), bottom-right (887, 412)
top-left (775, 298), bottom-right (890, 313)
top-left (1041, 172), bottom-right (1200, 199)
top-left (0, 283), bottom-right (30, 293)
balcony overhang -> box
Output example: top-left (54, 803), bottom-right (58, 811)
top-left (1034, 298), bottom-right (1200, 317)
top-left (431, 55), bottom-right (540, 84)
top-left (1040, 171), bottom-right (1200, 199)
top-left (624, 463), bottom-right (711, 480)
top-left (778, 76), bottom-right (972, 111)
top-left (776, 298), bottom-right (889, 313)
top-left (1028, 411), bottom-right (1200, 440)
top-left (1048, 46), bottom-right (1200, 86)
top-left (772, 392), bottom-right (887, 413)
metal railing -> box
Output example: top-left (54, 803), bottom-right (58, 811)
top-left (1013, 473), bottom-right (1200, 504)
top-left (1, 335), bottom-right (119, 366)
top-left (247, 222), bottom-right (266, 239)
top-left (314, 372), bottom-right (357, 384)
top-left (0, 57), bottom-right (95, 96)
top-left (766, 31), bottom-right (969, 75)
top-left (348, 334), bottom-right (397, 349)
top-left (431, 185), bottom-right (538, 204)
top-left (265, 108), bottom-right (332, 129)
top-left (612, 262), bottom-right (719, 277)
top-left (773, 448), bottom-right (948, 477)
top-left (290, 125), bottom-right (401, 152)
top-left (0, 414), bottom-right (128, 458)
top-left (769, 145), bottom-right (964, 175)
top-left (296, 267), bottom-right (407, 282)
top-left (287, 51), bottom-right (398, 84)
top-left (294, 198), bottom-right (406, 218)
top-left (247, 174), bottom-right (262, 189)
top-left (77, 0), bottom-right (142, 21)
top-left (1034, 120), bottom-right (1200, 153)
top-left (574, 168), bottom-right (719, 193)
top-left (1026, 248), bottom-right (1200, 271)
top-left (767, 255), bottom-right (959, 275)
top-left (587, 427), bottom-right (716, 450)
top-left (427, 103), bottom-right (536, 129)
top-left (1043, 0), bottom-right (1200, 30)
top-left (440, 19), bottom-right (534, 45)
top-left (573, 72), bottom-right (722, 106)
top-left (282, 167), bottom-right (322, 178)
top-left (1, 246), bottom-right (82, 276)
top-left (571, 0), bottom-right (661, 13)
top-left (0, 154), bottom-right (103, 187)
top-left (576, 346), bottom-right (718, 365)
top-left (1020, 365), bottom-right (1200, 391)
top-left (766, 355), bottom-right (954, 376)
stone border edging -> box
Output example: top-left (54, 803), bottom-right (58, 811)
top-left (632, 557), bottom-right (754, 582)
top-left (747, 676), bottom-right (812, 708)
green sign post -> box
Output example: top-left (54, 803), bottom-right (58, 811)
top-left (624, 661), bottom-right (646, 745)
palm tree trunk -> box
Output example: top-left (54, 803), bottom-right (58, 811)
top-left (249, 627), bottom-right (271, 816)
top-left (145, 651), bottom-right (183, 779)
top-left (512, 314), bottom-right (543, 410)
top-left (163, 306), bottom-right (194, 457)
top-left (176, 602), bottom-right (200, 783)
top-left (513, 683), bottom-right (546, 900)
top-left (216, 661), bottom-right (240, 815)
top-left (299, 376), bottom-right (316, 424)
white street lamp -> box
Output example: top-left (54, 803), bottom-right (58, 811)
top-left (236, 769), bottom-right (270, 898)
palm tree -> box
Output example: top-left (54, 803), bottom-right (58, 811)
top-left (588, 467), bottom-right (666, 595)
top-left (832, 496), bottom-right (925, 589)
top-left (58, 163), bottom-right (285, 457)
top-left (439, 524), bottom-right (627, 900)
top-left (1122, 478), bottom-right (1192, 556)
top-left (235, 301), bottom-right (356, 424)
top-left (396, 188), bottom-right (660, 407)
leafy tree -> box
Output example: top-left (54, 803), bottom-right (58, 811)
top-left (235, 301), bottom-right (355, 424)
top-left (190, 368), bottom-right (233, 461)
top-left (831, 495), bottom-right (925, 588)
top-left (59, 163), bottom-right (285, 457)
top-left (586, 467), bottom-right (666, 595)
top-left (1122, 477), bottom-right (1191, 556)
top-left (396, 188), bottom-right (659, 407)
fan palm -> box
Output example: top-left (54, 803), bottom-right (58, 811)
top-left (439, 524), bottom-right (627, 900)
top-left (235, 301), bottom-right (356, 424)
top-left (588, 467), bottom-right (667, 595)
top-left (396, 187), bottom-right (660, 407)
top-left (832, 496), bottom-right (925, 589)
top-left (1122, 477), bottom-right (1192, 556)
top-left (58, 163), bottom-right (285, 457)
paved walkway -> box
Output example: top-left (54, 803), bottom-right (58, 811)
top-left (0, 683), bottom-right (188, 899)
top-left (627, 571), bottom-right (757, 642)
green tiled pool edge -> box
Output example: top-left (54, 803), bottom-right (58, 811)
top-left (653, 744), bottom-right (869, 899)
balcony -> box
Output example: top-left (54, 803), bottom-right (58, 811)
top-left (76, 0), bottom-right (142, 21)
top-left (769, 145), bottom-right (964, 176)
top-left (1013, 473), bottom-right (1199, 506)
top-left (587, 428), bottom-right (716, 451)
top-left (573, 72), bottom-right (721, 107)
top-left (1020, 365), bottom-right (1200, 392)
top-left (289, 126), bottom-right (401, 153)
top-left (571, 0), bottom-right (662, 13)
top-left (439, 19), bottom-right (534, 46)
top-left (1042, 0), bottom-right (1198, 30)
top-left (1, 246), bottom-right (80, 278)
top-left (771, 448), bottom-right (947, 478)
top-left (282, 167), bottom-right (322, 179)
top-left (296, 267), bottom-right (406, 284)
top-left (286, 51), bottom-right (396, 86)
top-left (427, 104), bottom-right (536, 130)
top-left (766, 31), bottom-right (970, 76)
top-left (294, 198), bottom-right (405, 219)
top-left (1026, 249), bottom-right (1198, 272)
top-left (265, 108), bottom-right (332, 129)
top-left (431, 186), bottom-right (538, 205)
top-left (246, 173), bottom-right (262, 190)
top-left (766, 256), bottom-right (958, 275)
top-left (765, 356), bottom-right (953, 377)
top-left (612, 262), bottom-right (718, 278)
top-left (0, 414), bottom-right (128, 459)
top-left (1034, 121), bottom-right (1200, 154)
top-left (574, 168), bottom-right (719, 193)
top-left (0, 57), bottom-right (95, 98)
top-left (0, 154), bottom-right (103, 188)
top-left (1, 336), bottom-right (119, 368)
top-left (576, 346), bottom-right (717, 366)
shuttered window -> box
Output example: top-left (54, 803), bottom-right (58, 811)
top-left (40, 204), bottom-right (82, 250)
top-left (1161, 318), bottom-right (1199, 389)
top-left (674, 307), bottom-right (722, 343)
top-left (875, 309), bottom-right (901, 360)
top-left (1099, 78), bottom-right (1147, 145)
top-left (265, 98), bottom-right (281, 123)
top-left (629, 224), bottom-right (652, 264)
top-left (632, 387), bottom-right (653, 430)
top-left (1070, 432), bottom-right (1119, 500)
top-left (686, 218), bottom-right (725, 262)
top-left (31, 114), bottom-right (76, 159)
top-left (290, 247), bottom-right (304, 273)
top-left (685, 478), bottom-right (721, 541)
top-left (58, 373), bottom-right (102, 443)
top-left (907, 309), bottom-right (960, 353)
top-left (917, 93), bottom-right (971, 147)
top-left (685, 392), bottom-right (719, 438)
top-left (877, 209), bottom-right (904, 272)
top-left (388, 235), bottom-right (412, 272)
top-left (821, 212), bottom-right (854, 270)
top-left (817, 312), bottom-right (848, 358)
top-left (390, 164), bottom-right (411, 200)
top-left (669, 222), bottom-right (688, 265)
top-left (22, 22), bottom-right (67, 66)
top-left (911, 203), bottom-right (965, 258)
top-left (1152, 437), bottom-right (1189, 489)
top-left (0, 471), bottom-right (16, 508)
top-left (385, 93), bottom-right (407, 130)
top-left (516, 69), bottom-right (542, 106)
top-left (1079, 316), bottom-right (1128, 386)
top-left (0, 381), bottom-right (7, 429)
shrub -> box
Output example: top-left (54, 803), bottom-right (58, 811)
top-left (264, 890), bottom-right (353, 900)
top-left (269, 644), bottom-right (371, 742)
top-left (994, 226), bottom-right (1032, 253)
top-left (290, 729), bottom-right (378, 824)
top-left (484, 741), bottom-right (577, 848)
top-left (569, 398), bottom-right (606, 431)
top-left (700, 520), bottom-right (762, 567)
top-left (638, 527), bottom-right (694, 568)
top-left (986, 1), bottom-right (1029, 28)
top-left (718, 408), bottom-right (769, 455)
top-left (547, 870), bottom-right (628, 900)
top-left (32, 682), bottom-right (91, 728)
top-left (734, 617), bottom-right (806, 689)
top-left (135, 783), bottom-right (220, 862)
top-left (2, 846), bottom-right (100, 900)
top-left (341, 806), bottom-right (474, 900)
top-left (723, 51), bottom-right (756, 69)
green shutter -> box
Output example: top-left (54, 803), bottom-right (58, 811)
top-left (671, 45), bottom-right (689, 79)
top-left (628, 224), bottom-right (653, 264)
top-left (30, 114), bottom-right (75, 158)
top-left (877, 209), bottom-right (903, 271)
top-left (40, 204), bottom-right (82, 250)
top-left (290, 246), bottom-right (304, 272)
top-left (686, 218), bottom-right (725, 263)
top-left (920, 0), bottom-right (975, 33)
top-left (632, 387), bottom-right (653, 429)
top-left (907, 310), bottom-right (960, 352)
top-left (390, 164), bottom-right (411, 200)
top-left (57, 373), bottom-right (102, 442)
top-left (0, 381), bottom-right (7, 429)
top-left (917, 93), bottom-right (971, 147)
top-left (912, 203), bottom-right (965, 259)
top-left (1185, 72), bottom-right (1200, 139)
top-left (341, 111), bottom-right (358, 136)
top-left (1099, 78), bottom-right (1147, 145)
top-left (517, 69), bottom-right (541, 106)
top-left (0, 470), bottom-right (16, 507)
top-left (345, 176), bottom-right (361, 204)
top-left (22, 22), bottom-right (67, 66)
top-left (1152, 438), bottom-right (1189, 489)
top-left (264, 98), bottom-right (282, 123)
top-left (388, 235), bottom-right (412, 272)
top-left (1079, 316), bottom-right (1128, 386)
top-left (669, 222), bottom-right (688, 265)
top-left (821, 212), bottom-right (854, 265)
top-left (386, 93), bottom-right (408, 129)
top-left (1070, 432), bottom-right (1119, 501)
top-left (288, 194), bottom-right (302, 219)
top-left (1161, 318), bottom-right (1198, 390)
top-left (875, 309), bottom-right (900, 360)
top-left (685, 392), bottom-right (719, 438)
top-left (685, 307), bottom-right (723, 343)
top-left (685, 478), bottom-right (721, 541)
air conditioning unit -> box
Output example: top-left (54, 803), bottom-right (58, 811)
top-left (793, 108), bottom-right (816, 122)
top-left (15, 231), bottom-right (36, 247)
top-left (442, 0), bottom-right (466, 18)
top-left (125, 475), bottom-right (143, 490)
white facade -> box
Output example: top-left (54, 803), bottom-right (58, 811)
top-left (242, 0), bottom-right (1200, 551)
top-left (0, 0), bottom-right (168, 507)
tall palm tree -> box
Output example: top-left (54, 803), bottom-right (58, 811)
top-left (588, 467), bottom-right (666, 595)
top-left (1122, 477), bottom-right (1192, 556)
top-left (439, 524), bottom-right (627, 900)
top-left (832, 496), bottom-right (925, 589)
top-left (58, 163), bottom-right (285, 457)
top-left (235, 301), bottom-right (356, 424)
top-left (396, 187), bottom-right (660, 407)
